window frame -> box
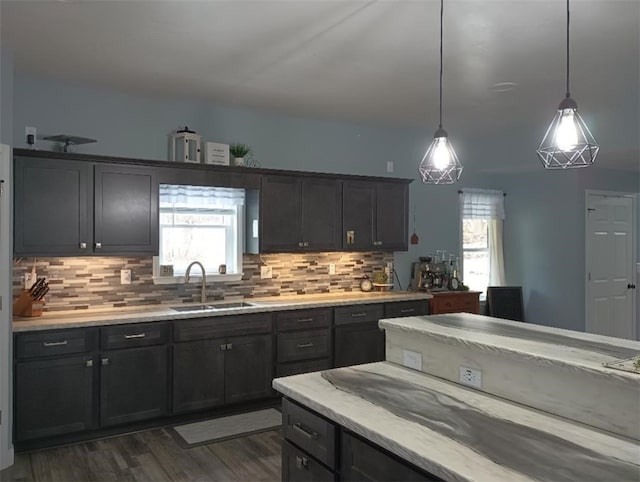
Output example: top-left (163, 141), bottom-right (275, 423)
top-left (460, 217), bottom-right (490, 299)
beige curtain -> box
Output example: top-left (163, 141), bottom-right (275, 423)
top-left (489, 219), bottom-right (505, 286)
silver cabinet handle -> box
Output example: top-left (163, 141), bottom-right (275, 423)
top-left (220, 344), bottom-right (227, 351)
top-left (295, 456), bottom-right (309, 469)
top-left (400, 308), bottom-right (415, 314)
top-left (293, 422), bottom-right (318, 440)
top-left (95, 242), bottom-right (102, 249)
top-left (303, 242), bottom-right (309, 247)
top-left (296, 342), bottom-right (314, 348)
top-left (85, 360), bottom-right (93, 368)
top-left (351, 312), bottom-right (367, 317)
top-left (297, 317), bottom-right (314, 323)
top-left (101, 358), bottom-right (109, 366)
top-left (378, 241), bottom-right (383, 246)
top-left (79, 242), bottom-right (87, 249)
top-left (124, 333), bottom-right (145, 339)
top-left (298, 241), bottom-right (304, 247)
top-left (226, 343), bottom-right (233, 350)
top-left (43, 340), bottom-right (68, 347)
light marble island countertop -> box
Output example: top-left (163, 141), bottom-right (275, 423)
top-left (13, 291), bottom-right (431, 332)
top-left (273, 362), bottom-right (640, 482)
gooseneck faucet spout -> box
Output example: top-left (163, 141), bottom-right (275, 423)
top-left (185, 261), bottom-right (207, 304)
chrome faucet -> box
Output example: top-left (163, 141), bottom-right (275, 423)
top-left (185, 261), bottom-right (207, 304)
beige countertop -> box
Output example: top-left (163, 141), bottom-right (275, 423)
top-left (13, 291), bottom-right (432, 332)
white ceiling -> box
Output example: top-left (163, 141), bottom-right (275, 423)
top-left (1, 0), bottom-right (639, 170)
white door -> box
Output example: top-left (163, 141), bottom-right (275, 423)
top-left (0, 144), bottom-right (13, 469)
top-left (586, 192), bottom-right (636, 340)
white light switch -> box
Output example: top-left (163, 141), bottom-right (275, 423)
top-left (386, 161), bottom-right (394, 173)
top-left (261, 266), bottom-right (272, 279)
top-left (402, 350), bottom-right (422, 371)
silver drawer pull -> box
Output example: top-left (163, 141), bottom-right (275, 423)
top-left (79, 242), bottom-right (87, 249)
top-left (85, 360), bottom-right (93, 368)
top-left (101, 358), bottom-right (109, 366)
top-left (124, 333), bottom-right (146, 339)
top-left (400, 308), bottom-right (415, 313)
top-left (296, 342), bottom-right (314, 349)
top-left (297, 318), bottom-right (314, 323)
top-left (351, 312), bottom-right (367, 317)
top-left (293, 422), bottom-right (318, 440)
top-left (95, 242), bottom-right (102, 249)
top-left (295, 456), bottom-right (309, 469)
top-left (43, 340), bottom-right (68, 347)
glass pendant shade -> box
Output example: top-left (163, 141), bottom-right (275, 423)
top-left (419, 127), bottom-right (463, 184)
top-left (536, 96), bottom-right (599, 169)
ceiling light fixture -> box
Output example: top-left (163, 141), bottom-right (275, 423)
top-left (536, 0), bottom-right (599, 169)
top-left (419, 0), bottom-right (463, 185)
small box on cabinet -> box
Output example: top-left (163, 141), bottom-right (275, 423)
top-left (203, 142), bottom-right (230, 166)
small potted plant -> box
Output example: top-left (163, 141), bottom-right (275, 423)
top-left (229, 143), bottom-right (251, 166)
top-left (372, 271), bottom-right (391, 291)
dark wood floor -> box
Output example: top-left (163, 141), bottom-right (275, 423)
top-left (0, 428), bottom-right (282, 482)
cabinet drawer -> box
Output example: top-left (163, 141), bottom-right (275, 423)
top-left (174, 313), bottom-right (273, 342)
top-left (282, 439), bottom-right (335, 482)
top-left (384, 300), bottom-right (429, 318)
top-left (277, 358), bottom-right (332, 378)
top-left (16, 328), bottom-right (97, 360)
top-left (283, 398), bottom-right (336, 469)
top-left (277, 309), bottom-right (332, 332)
top-left (278, 330), bottom-right (331, 363)
top-left (100, 322), bottom-right (169, 350)
top-left (334, 304), bottom-right (384, 326)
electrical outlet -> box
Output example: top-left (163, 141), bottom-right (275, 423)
top-left (385, 262), bottom-right (393, 277)
top-left (260, 266), bottom-right (272, 279)
top-left (120, 269), bottom-right (132, 285)
top-left (402, 350), bottom-right (422, 371)
top-left (386, 161), bottom-right (394, 173)
top-left (459, 366), bottom-right (482, 388)
top-left (329, 263), bottom-right (336, 275)
top-left (24, 272), bottom-right (36, 290)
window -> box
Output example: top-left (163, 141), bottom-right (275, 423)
top-left (460, 189), bottom-right (505, 298)
top-left (155, 184), bottom-right (244, 281)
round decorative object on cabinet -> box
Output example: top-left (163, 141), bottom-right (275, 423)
top-left (360, 276), bottom-right (373, 292)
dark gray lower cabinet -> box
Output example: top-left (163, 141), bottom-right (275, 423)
top-left (334, 322), bottom-right (385, 368)
top-left (282, 439), bottom-right (335, 482)
top-left (15, 355), bottom-right (95, 441)
top-left (341, 432), bottom-right (439, 481)
top-left (173, 334), bottom-right (273, 413)
top-left (100, 345), bottom-right (169, 427)
top-left (224, 334), bottom-right (273, 404)
top-left (282, 398), bottom-right (440, 482)
top-left (172, 339), bottom-right (226, 413)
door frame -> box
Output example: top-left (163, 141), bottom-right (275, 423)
top-left (0, 144), bottom-right (14, 469)
top-left (585, 190), bottom-right (638, 339)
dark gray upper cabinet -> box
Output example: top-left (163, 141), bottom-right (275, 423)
top-left (342, 180), bottom-right (409, 251)
top-left (14, 155), bottom-right (159, 256)
top-left (94, 164), bottom-right (158, 254)
top-left (14, 156), bottom-right (91, 256)
top-left (260, 175), bottom-right (340, 252)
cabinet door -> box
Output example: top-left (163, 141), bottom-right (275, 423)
top-left (334, 322), bottom-right (385, 368)
top-left (341, 432), bottom-right (436, 481)
top-left (173, 339), bottom-right (225, 413)
top-left (282, 439), bottom-right (335, 482)
top-left (14, 156), bottom-right (91, 256)
top-left (375, 182), bottom-right (409, 251)
top-left (260, 175), bottom-right (302, 252)
top-left (224, 334), bottom-right (274, 404)
top-left (94, 164), bottom-right (158, 254)
top-left (15, 355), bottom-right (95, 441)
top-left (100, 345), bottom-right (169, 427)
top-left (342, 181), bottom-right (375, 251)
top-left (301, 178), bottom-right (341, 251)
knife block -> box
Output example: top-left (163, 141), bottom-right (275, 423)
top-left (13, 290), bottom-right (45, 317)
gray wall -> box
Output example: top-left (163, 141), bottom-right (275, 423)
top-left (10, 71), bottom-right (640, 335)
top-left (0, 47), bottom-right (13, 145)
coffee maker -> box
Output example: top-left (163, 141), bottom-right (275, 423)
top-left (410, 256), bottom-right (449, 291)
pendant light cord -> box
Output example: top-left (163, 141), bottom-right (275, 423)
top-left (566, 0), bottom-right (570, 98)
top-left (439, 0), bottom-right (444, 128)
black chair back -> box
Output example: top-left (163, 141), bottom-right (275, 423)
top-left (486, 286), bottom-right (525, 322)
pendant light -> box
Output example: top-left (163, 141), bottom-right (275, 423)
top-left (419, 0), bottom-right (462, 185)
top-left (536, 0), bottom-right (599, 169)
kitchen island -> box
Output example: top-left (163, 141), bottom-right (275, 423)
top-left (273, 362), bottom-right (640, 482)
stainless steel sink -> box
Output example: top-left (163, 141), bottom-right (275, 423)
top-left (170, 302), bottom-right (256, 312)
